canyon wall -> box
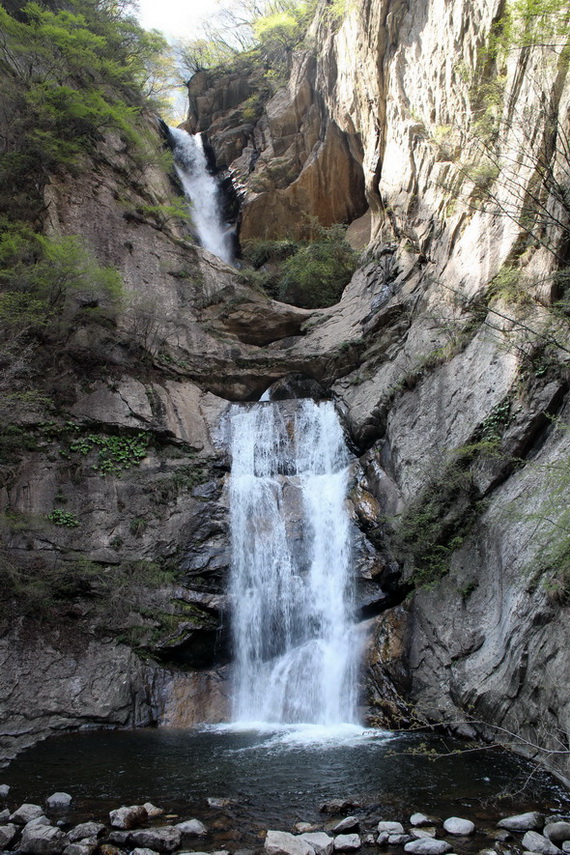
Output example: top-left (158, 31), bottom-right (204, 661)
top-left (1, 0), bottom-right (569, 783)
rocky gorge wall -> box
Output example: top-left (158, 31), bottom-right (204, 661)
top-left (1, 0), bottom-right (570, 786)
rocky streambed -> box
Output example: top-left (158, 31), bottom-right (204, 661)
top-left (1, 787), bottom-right (570, 855)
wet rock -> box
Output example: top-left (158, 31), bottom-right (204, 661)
top-left (20, 823), bottom-right (68, 855)
top-left (411, 815), bottom-right (431, 828)
top-left (0, 813), bottom-right (10, 824)
top-left (498, 814), bottom-right (544, 832)
top-left (10, 805), bottom-right (45, 824)
top-left (68, 823), bottom-right (106, 843)
top-left (333, 834), bottom-right (361, 851)
top-left (545, 825), bottom-right (570, 844)
top-left (0, 788), bottom-right (9, 801)
top-left (404, 840), bottom-right (452, 855)
top-left (320, 801), bottom-right (359, 815)
top-left (443, 818), bottom-right (475, 836)
top-left (0, 824), bottom-right (18, 850)
top-left (265, 830), bottom-right (314, 855)
top-left (377, 822), bottom-right (404, 835)
top-left (333, 818), bottom-right (359, 834)
top-left (130, 828), bottom-right (182, 852)
top-left (176, 819), bottom-right (208, 838)
top-left (63, 842), bottom-right (98, 855)
top-left (46, 795), bottom-right (72, 812)
top-left (300, 832), bottom-right (334, 855)
top-left (521, 832), bottom-right (561, 855)
top-left (143, 804), bottom-right (164, 819)
top-left (107, 831), bottom-right (131, 845)
top-left (109, 805), bottom-right (148, 830)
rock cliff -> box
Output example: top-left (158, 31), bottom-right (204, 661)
top-left (1, 0), bottom-right (569, 786)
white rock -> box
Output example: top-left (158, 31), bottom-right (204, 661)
top-left (109, 805), bottom-right (148, 830)
top-left (143, 803), bottom-right (164, 818)
top-left (265, 830), bottom-right (314, 855)
top-left (521, 832), bottom-right (561, 855)
top-left (377, 822), bottom-right (404, 835)
top-left (20, 824), bottom-right (68, 855)
top-left (388, 834), bottom-right (410, 845)
top-left (67, 823), bottom-right (106, 843)
top-left (333, 834), bottom-right (361, 851)
top-left (176, 819), bottom-right (208, 838)
top-left (300, 833), bottom-right (334, 855)
top-left (46, 795), bottom-right (72, 812)
top-left (498, 813), bottom-right (544, 832)
top-left (130, 828), bottom-right (182, 852)
top-left (10, 805), bottom-right (44, 825)
top-left (333, 818), bottom-right (359, 834)
top-left (412, 829), bottom-right (436, 840)
top-left (411, 815), bottom-right (431, 828)
top-left (404, 839), bottom-right (452, 855)
top-left (443, 818), bottom-right (475, 836)
top-left (27, 817), bottom-right (51, 828)
top-left (0, 824), bottom-right (18, 850)
top-left (562, 843), bottom-right (570, 854)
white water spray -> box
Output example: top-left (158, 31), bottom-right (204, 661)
top-left (228, 399), bottom-right (358, 726)
top-left (169, 126), bottom-right (234, 264)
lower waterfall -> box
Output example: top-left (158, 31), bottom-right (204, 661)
top-left (168, 126), bottom-right (234, 264)
top-left (228, 398), bottom-right (358, 726)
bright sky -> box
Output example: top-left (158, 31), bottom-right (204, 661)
top-left (136, 0), bottom-right (217, 40)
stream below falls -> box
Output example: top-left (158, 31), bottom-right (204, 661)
top-left (4, 725), bottom-right (569, 851)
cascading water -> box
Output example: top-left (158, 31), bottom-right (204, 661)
top-left (168, 126), bottom-right (234, 264)
top-left (228, 398), bottom-right (358, 726)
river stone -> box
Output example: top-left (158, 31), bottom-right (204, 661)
top-left (0, 824), bottom-right (18, 849)
top-left (11, 804), bottom-right (44, 824)
top-left (362, 835), bottom-right (376, 846)
top-left (300, 832), bottom-right (334, 855)
top-left (108, 831), bottom-right (131, 845)
top-left (389, 834), bottom-right (411, 845)
top-left (498, 814), bottom-right (544, 832)
top-left (412, 830), bottom-right (437, 839)
top-left (545, 825), bottom-right (570, 844)
top-left (404, 840), bottom-right (452, 855)
top-left (333, 818), bottom-right (359, 834)
top-left (562, 843), bottom-right (570, 853)
top-left (265, 830), bottom-right (314, 855)
top-left (443, 818), bottom-right (475, 836)
top-left (0, 788), bottom-right (9, 801)
top-left (295, 824), bottom-right (316, 834)
top-left (131, 849), bottom-right (159, 855)
top-left (207, 798), bottom-right (235, 810)
top-left (522, 832), bottom-right (561, 855)
top-left (130, 828), bottom-right (182, 852)
top-left (377, 822), bottom-right (404, 835)
top-left (0, 813), bottom-right (8, 823)
top-left (109, 805), bottom-right (148, 830)
top-left (68, 823), bottom-right (106, 843)
top-left (27, 817), bottom-right (51, 828)
top-left (411, 815), bottom-right (431, 827)
top-left (46, 795), bottom-right (72, 812)
top-left (143, 804), bottom-right (164, 818)
top-left (176, 819), bottom-right (207, 838)
top-left (333, 834), bottom-right (361, 851)
top-left (63, 842), bottom-right (98, 855)
top-left (20, 824), bottom-right (68, 854)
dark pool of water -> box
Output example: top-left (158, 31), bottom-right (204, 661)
top-left (4, 725), bottom-right (569, 849)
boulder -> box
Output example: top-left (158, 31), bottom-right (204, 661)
top-left (108, 832), bottom-right (131, 846)
top-left (333, 835), bottom-right (361, 851)
top-left (130, 828), bottom-right (182, 853)
top-left (109, 805), bottom-right (148, 830)
top-left (333, 818), bottom-right (359, 834)
top-left (10, 804), bottom-right (44, 824)
top-left (443, 818), bottom-right (475, 836)
top-left (404, 840), bottom-right (452, 855)
top-left (176, 819), bottom-right (207, 838)
top-left (20, 823), bottom-right (68, 855)
top-left (63, 842), bottom-right (98, 855)
top-left (68, 823), bottom-right (106, 843)
top-left (498, 813), bottom-right (544, 832)
top-left (0, 824), bottom-right (18, 850)
top-left (300, 832), bottom-right (334, 855)
top-left (27, 817), bottom-right (51, 828)
top-left (521, 832), bottom-right (561, 855)
top-left (46, 795), bottom-right (72, 812)
top-left (545, 825), bottom-right (570, 844)
top-left (265, 830), bottom-right (314, 855)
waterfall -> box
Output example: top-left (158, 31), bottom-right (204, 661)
top-left (228, 399), bottom-right (358, 726)
top-left (168, 126), bottom-right (234, 265)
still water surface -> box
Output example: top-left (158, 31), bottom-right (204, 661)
top-left (5, 725), bottom-right (569, 848)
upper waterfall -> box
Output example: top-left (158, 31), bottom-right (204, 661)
top-left (169, 126), bottom-right (234, 265)
top-left (228, 398), bottom-right (359, 726)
